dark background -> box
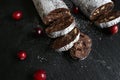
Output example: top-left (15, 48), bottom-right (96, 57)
top-left (0, 0), bottom-right (120, 80)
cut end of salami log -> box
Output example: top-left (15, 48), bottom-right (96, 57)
top-left (71, 0), bottom-right (114, 21)
top-left (70, 33), bottom-right (92, 60)
top-left (45, 15), bottom-right (76, 38)
top-left (95, 11), bottom-right (120, 28)
top-left (52, 27), bottom-right (80, 52)
top-left (90, 2), bottom-right (114, 21)
top-left (43, 8), bottom-right (71, 25)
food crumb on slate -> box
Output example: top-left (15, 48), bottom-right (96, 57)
top-left (37, 56), bottom-right (47, 62)
top-left (99, 37), bottom-right (102, 40)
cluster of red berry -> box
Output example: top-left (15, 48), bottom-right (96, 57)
top-left (12, 10), bottom-right (46, 80)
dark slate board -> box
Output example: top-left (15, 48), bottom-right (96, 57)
top-left (0, 0), bottom-right (120, 80)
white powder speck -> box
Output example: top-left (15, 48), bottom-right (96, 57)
top-left (37, 56), bottom-right (47, 62)
top-left (99, 37), bottom-right (102, 40)
top-left (84, 65), bottom-right (87, 68)
top-left (107, 66), bottom-right (111, 70)
top-left (81, 66), bottom-right (84, 68)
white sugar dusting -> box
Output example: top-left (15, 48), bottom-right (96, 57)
top-left (80, 65), bottom-right (88, 68)
top-left (96, 60), bottom-right (112, 70)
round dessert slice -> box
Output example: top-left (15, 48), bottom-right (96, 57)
top-left (52, 27), bottom-right (80, 52)
top-left (45, 16), bottom-right (76, 38)
top-left (70, 33), bottom-right (92, 60)
top-left (95, 11), bottom-right (120, 28)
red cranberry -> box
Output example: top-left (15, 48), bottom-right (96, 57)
top-left (109, 25), bottom-right (119, 34)
top-left (17, 50), bottom-right (27, 60)
top-left (12, 10), bottom-right (23, 20)
top-left (34, 70), bottom-right (46, 80)
top-left (73, 7), bottom-right (79, 14)
top-left (34, 27), bottom-right (43, 36)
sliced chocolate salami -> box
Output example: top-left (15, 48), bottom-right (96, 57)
top-left (43, 8), bottom-right (71, 25)
top-left (32, 0), bottom-right (71, 25)
top-left (70, 33), bottom-right (92, 60)
top-left (45, 16), bottom-right (76, 38)
top-left (52, 27), bottom-right (80, 52)
top-left (71, 0), bottom-right (114, 20)
top-left (95, 11), bottom-right (120, 28)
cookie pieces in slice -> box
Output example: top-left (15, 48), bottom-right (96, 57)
top-left (95, 11), bottom-right (120, 28)
top-left (45, 15), bottom-right (76, 38)
top-left (43, 8), bottom-right (71, 25)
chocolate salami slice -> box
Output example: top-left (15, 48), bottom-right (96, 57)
top-left (95, 11), bottom-right (120, 28)
top-left (52, 27), bottom-right (80, 52)
top-left (44, 8), bottom-right (71, 25)
top-left (45, 16), bottom-right (76, 38)
top-left (70, 33), bottom-right (92, 60)
top-left (32, 0), bottom-right (71, 25)
top-left (71, 0), bottom-right (114, 20)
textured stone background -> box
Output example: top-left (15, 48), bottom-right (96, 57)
top-left (0, 0), bottom-right (120, 80)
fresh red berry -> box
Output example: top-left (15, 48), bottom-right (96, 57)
top-left (34, 70), bottom-right (46, 80)
top-left (12, 10), bottom-right (23, 20)
top-left (34, 27), bottom-right (43, 36)
top-left (73, 7), bottom-right (79, 14)
top-left (17, 50), bottom-right (27, 60)
top-left (109, 25), bottom-right (119, 34)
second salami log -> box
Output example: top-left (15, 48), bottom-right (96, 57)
top-left (71, 0), bottom-right (114, 20)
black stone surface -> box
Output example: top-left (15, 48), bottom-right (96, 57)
top-left (0, 0), bottom-right (120, 80)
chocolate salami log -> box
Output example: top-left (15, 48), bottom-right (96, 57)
top-left (71, 0), bottom-right (114, 20)
top-left (95, 11), bottom-right (120, 28)
top-left (45, 15), bottom-right (76, 38)
top-left (70, 33), bottom-right (92, 60)
top-left (52, 27), bottom-right (80, 52)
top-left (32, 0), bottom-right (71, 25)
